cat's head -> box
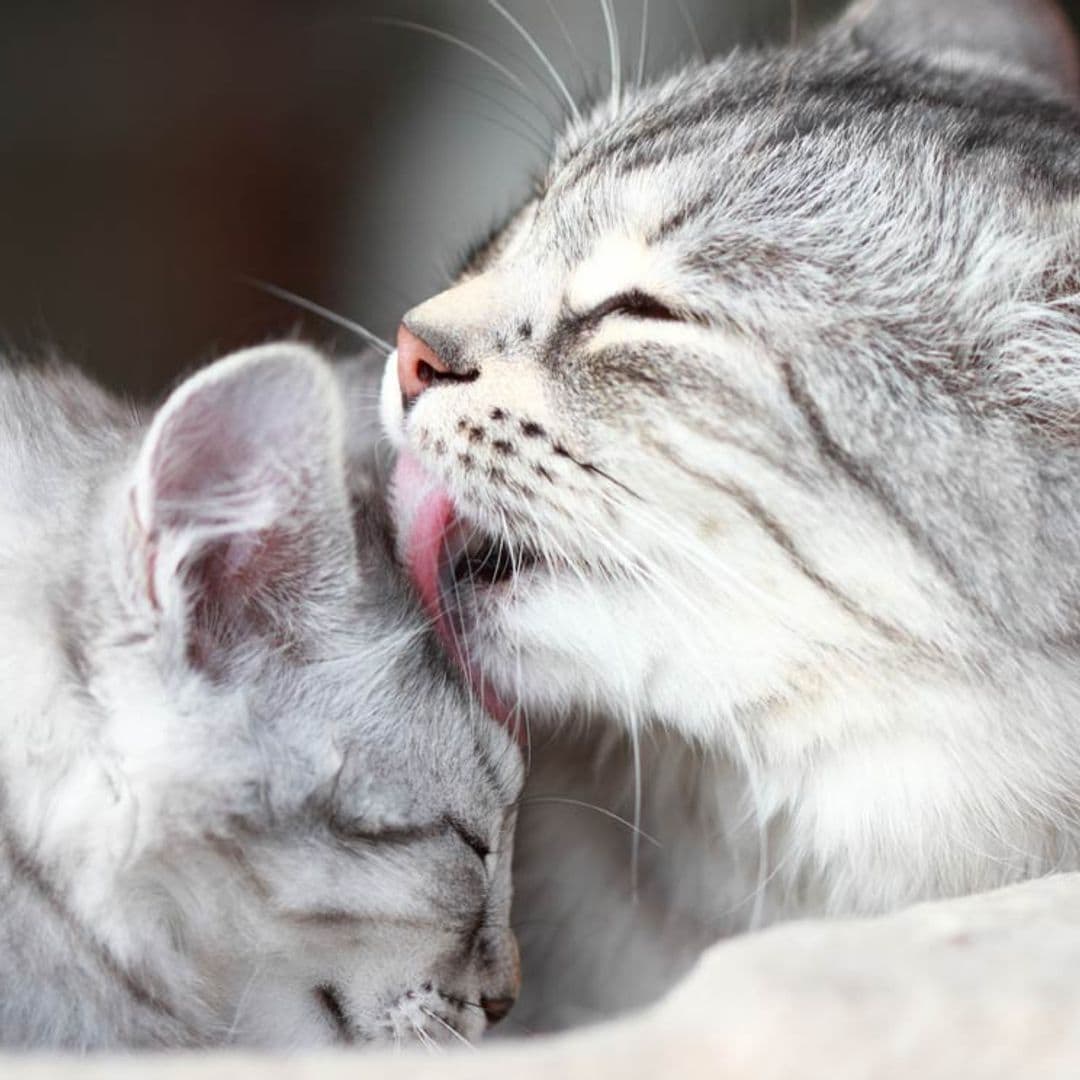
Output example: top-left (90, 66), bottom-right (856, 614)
top-left (382, 0), bottom-right (1080, 745)
top-left (71, 344), bottom-right (521, 1047)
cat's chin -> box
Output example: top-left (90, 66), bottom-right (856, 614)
top-left (396, 453), bottom-right (559, 596)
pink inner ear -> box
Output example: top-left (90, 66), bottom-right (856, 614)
top-left (149, 421), bottom-right (256, 525)
top-left (183, 525), bottom-right (307, 672)
top-left (144, 356), bottom-right (320, 536)
top-left (131, 347), bottom-right (345, 670)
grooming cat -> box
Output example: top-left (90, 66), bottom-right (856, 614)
top-left (380, 0), bottom-right (1080, 1031)
top-left (0, 343), bottom-right (521, 1048)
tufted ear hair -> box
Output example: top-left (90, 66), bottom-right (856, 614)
top-left (127, 342), bottom-right (354, 671)
top-left (834, 0), bottom-right (1080, 97)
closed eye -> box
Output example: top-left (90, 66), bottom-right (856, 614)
top-left (329, 816), bottom-right (490, 863)
top-left (445, 816), bottom-right (491, 862)
top-left (588, 289), bottom-right (681, 324)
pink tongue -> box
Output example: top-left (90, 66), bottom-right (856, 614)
top-left (395, 451), bottom-right (455, 623)
top-left (392, 453), bottom-right (524, 744)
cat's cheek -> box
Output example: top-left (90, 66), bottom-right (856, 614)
top-left (379, 348), bottom-right (406, 448)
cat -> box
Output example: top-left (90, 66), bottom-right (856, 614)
top-left (379, 0), bottom-right (1080, 1032)
top-left (0, 342), bottom-right (522, 1049)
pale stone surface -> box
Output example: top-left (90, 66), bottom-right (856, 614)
top-left (9, 873), bottom-right (1080, 1079)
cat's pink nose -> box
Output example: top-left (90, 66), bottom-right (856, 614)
top-left (397, 324), bottom-right (451, 404)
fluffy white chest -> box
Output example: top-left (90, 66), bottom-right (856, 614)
top-left (510, 674), bottom-right (1080, 1032)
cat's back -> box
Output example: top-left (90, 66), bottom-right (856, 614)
top-left (0, 362), bottom-right (137, 659)
top-left (0, 361), bottom-right (135, 536)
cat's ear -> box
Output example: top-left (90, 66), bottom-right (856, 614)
top-left (834, 0), bottom-right (1080, 97)
top-left (127, 343), bottom-right (354, 669)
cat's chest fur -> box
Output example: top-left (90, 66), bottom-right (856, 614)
top-left (511, 665), bottom-right (1080, 1031)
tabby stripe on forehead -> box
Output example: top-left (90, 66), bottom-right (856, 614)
top-left (558, 66), bottom-right (1080, 196)
top-left (648, 195), bottom-right (717, 244)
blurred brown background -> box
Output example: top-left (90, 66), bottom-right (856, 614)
top-left (2, 0), bottom-right (1077, 401)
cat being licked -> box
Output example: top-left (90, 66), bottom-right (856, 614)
top-left (0, 343), bottom-right (521, 1048)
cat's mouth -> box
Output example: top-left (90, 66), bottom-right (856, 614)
top-left (393, 453), bottom-right (544, 619)
top-left (439, 519), bottom-right (542, 591)
top-left (392, 452), bottom-right (548, 733)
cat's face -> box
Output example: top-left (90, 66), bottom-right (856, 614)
top-left (83, 346), bottom-right (521, 1047)
top-left (382, 0), bottom-right (1080, 743)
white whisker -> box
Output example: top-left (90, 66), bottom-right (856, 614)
top-left (365, 16), bottom-right (531, 97)
top-left (411, 1019), bottom-right (441, 1053)
top-left (224, 961), bottom-right (262, 1043)
top-left (543, 0), bottom-right (586, 87)
top-left (436, 70), bottom-right (555, 152)
top-left (636, 0), bottom-right (650, 89)
top-left (673, 0), bottom-right (705, 63)
top-left (522, 795), bottom-right (662, 847)
top-left (598, 0), bottom-right (622, 115)
top-left (421, 1006), bottom-right (474, 1048)
top-left (239, 277), bottom-right (391, 354)
top-left (487, 0), bottom-right (581, 123)
top-left (629, 710), bottom-right (643, 898)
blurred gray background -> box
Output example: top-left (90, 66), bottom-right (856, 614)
top-left (2, 0), bottom-right (1078, 400)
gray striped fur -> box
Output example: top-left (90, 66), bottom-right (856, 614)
top-left (0, 346), bottom-right (521, 1048)
top-left (381, 0), bottom-right (1080, 1030)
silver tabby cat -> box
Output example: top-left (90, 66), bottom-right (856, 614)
top-left (0, 343), bottom-right (521, 1048)
top-left (381, 0), bottom-right (1080, 1031)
